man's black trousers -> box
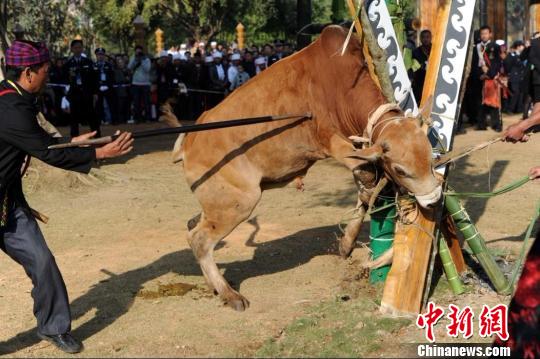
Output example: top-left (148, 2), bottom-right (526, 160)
top-left (0, 205), bottom-right (71, 335)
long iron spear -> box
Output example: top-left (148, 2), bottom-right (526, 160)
top-left (48, 113), bottom-right (312, 149)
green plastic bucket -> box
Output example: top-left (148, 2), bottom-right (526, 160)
top-left (369, 196), bottom-right (396, 283)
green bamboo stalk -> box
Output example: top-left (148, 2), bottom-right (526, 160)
top-left (438, 236), bottom-right (465, 295)
top-left (444, 195), bottom-right (511, 295)
top-left (369, 196), bottom-right (396, 283)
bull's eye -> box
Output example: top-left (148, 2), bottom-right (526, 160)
top-left (394, 166), bottom-right (408, 177)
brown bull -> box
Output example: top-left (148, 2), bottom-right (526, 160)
top-left (175, 26), bottom-right (442, 311)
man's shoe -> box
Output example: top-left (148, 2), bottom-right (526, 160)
top-left (37, 332), bottom-right (84, 354)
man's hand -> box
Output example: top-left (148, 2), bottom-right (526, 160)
top-left (529, 166), bottom-right (540, 180)
top-left (95, 131), bottom-right (133, 159)
top-left (504, 123), bottom-right (529, 143)
top-left (71, 131), bottom-right (97, 143)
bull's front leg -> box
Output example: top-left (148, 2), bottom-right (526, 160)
top-left (327, 135), bottom-right (378, 258)
top-left (339, 165), bottom-right (377, 257)
top-left (339, 199), bottom-right (367, 258)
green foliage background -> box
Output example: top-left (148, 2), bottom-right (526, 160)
top-left (0, 0), bottom-right (419, 57)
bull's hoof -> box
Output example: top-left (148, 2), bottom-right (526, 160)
top-left (224, 293), bottom-right (250, 311)
top-left (339, 237), bottom-right (355, 259)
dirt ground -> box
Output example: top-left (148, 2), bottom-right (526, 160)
top-left (0, 114), bottom-right (538, 357)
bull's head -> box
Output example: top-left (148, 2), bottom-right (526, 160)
top-left (348, 111), bottom-right (442, 208)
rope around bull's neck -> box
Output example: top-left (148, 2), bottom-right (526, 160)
top-left (364, 103), bottom-right (405, 146)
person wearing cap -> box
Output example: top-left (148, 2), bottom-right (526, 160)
top-left (227, 53), bottom-right (242, 88)
top-left (62, 39), bottom-right (99, 137)
top-left (0, 40), bottom-right (133, 353)
top-left (197, 41), bottom-right (206, 56)
top-left (201, 54), bottom-right (214, 109)
top-left (254, 56), bottom-right (267, 75)
top-left (208, 51), bottom-right (228, 108)
top-left (93, 47), bottom-right (116, 125)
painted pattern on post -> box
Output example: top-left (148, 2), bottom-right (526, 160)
top-left (364, 0), bottom-right (418, 114)
top-left (431, 0), bottom-right (477, 156)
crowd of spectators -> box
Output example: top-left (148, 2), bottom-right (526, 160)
top-left (42, 39), bottom-right (295, 137)
top-left (43, 26), bottom-right (539, 138)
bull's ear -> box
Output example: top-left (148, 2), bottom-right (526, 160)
top-left (347, 144), bottom-right (384, 162)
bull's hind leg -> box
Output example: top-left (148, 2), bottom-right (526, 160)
top-left (187, 185), bottom-right (261, 311)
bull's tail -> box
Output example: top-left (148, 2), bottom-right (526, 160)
top-left (158, 102), bottom-right (185, 163)
top-left (364, 247), bottom-right (394, 269)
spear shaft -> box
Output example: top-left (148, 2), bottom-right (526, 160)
top-left (48, 113), bottom-right (312, 149)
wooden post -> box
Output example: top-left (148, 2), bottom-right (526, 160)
top-left (421, 1), bottom-right (451, 105)
top-left (379, 1), bottom-right (451, 317)
top-left (529, 2), bottom-right (540, 37)
top-left (381, 0), bottom-right (477, 316)
top-left (419, 0), bottom-right (441, 34)
top-left (486, 0), bottom-right (507, 41)
top-left (380, 202), bottom-right (438, 316)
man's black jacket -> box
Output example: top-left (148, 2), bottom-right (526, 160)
top-left (0, 80), bottom-right (96, 212)
top-left (527, 38), bottom-right (540, 86)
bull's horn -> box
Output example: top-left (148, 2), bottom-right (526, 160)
top-left (364, 247), bottom-right (394, 269)
top-left (349, 135), bottom-right (370, 144)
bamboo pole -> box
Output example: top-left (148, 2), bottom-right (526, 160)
top-left (438, 235), bottom-right (465, 294)
top-left (358, 3), bottom-right (395, 103)
top-left (346, 0), bottom-right (385, 95)
top-left (444, 195), bottom-right (511, 295)
top-left (440, 211), bottom-right (466, 274)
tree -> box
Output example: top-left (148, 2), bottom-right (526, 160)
top-left (144, 0), bottom-right (232, 44)
top-left (82, 0), bottom-right (139, 54)
top-left (0, 0), bottom-right (79, 76)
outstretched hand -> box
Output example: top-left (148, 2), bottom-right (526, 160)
top-left (95, 130), bottom-right (133, 159)
top-left (503, 123), bottom-right (529, 143)
top-left (529, 166), bottom-right (540, 180)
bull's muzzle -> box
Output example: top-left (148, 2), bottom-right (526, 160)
top-left (414, 185), bottom-right (442, 208)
